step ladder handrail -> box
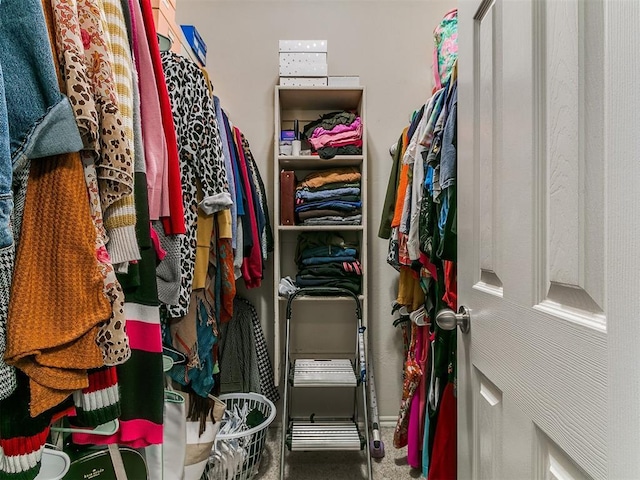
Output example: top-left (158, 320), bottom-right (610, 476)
top-left (285, 287), bottom-right (362, 320)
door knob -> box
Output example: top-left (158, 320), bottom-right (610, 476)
top-left (436, 306), bottom-right (471, 333)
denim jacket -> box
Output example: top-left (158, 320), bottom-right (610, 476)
top-left (0, 0), bottom-right (83, 248)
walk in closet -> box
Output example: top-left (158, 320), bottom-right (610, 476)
top-left (0, 0), bottom-right (468, 478)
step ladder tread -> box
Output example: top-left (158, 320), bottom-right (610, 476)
top-left (292, 359), bottom-right (357, 387)
top-left (287, 421), bottom-right (363, 451)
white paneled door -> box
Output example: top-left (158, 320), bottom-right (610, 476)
top-left (457, 0), bottom-right (640, 478)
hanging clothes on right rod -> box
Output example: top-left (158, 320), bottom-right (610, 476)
top-left (377, 8), bottom-right (458, 480)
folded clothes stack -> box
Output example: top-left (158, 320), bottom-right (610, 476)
top-left (303, 111), bottom-right (363, 159)
top-left (295, 167), bottom-right (362, 225)
top-left (294, 232), bottom-right (362, 294)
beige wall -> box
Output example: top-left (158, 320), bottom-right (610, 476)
top-left (177, 0), bottom-right (456, 420)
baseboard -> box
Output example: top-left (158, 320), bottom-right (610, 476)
top-left (379, 415), bottom-right (398, 427)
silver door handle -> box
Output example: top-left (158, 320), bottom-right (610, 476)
top-left (436, 306), bottom-right (471, 333)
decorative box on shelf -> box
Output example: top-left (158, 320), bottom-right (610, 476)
top-left (180, 24), bottom-right (207, 66)
top-left (280, 77), bottom-right (328, 87)
top-left (279, 62), bottom-right (328, 78)
top-left (328, 76), bottom-right (360, 87)
top-left (279, 40), bottom-right (328, 53)
top-left (279, 40), bottom-right (328, 78)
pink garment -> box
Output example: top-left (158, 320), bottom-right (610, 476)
top-left (234, 127), bottom-right (262, 288)
top-left (128, 0), bottom-right (139, 65)
top-left (308, 123), bottom-right (363, 150)
top-left (311, 117), bottom-right (362, 138)
top-left (327, 138), bottom-right (363, 148)
top-left (131, 0), bottom-right (170, 220)
top-left (125, 320), bottom-right (162, 352)
top-left (73, 418), bottom-right (163, 449)
top-left (149, 223), bottom-right (166, 261)
top-left (407, 326), bottom-right (425, 469)
top-left (418, 329), bottom-right (432, 455)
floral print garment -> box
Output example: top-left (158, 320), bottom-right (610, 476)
top-left (433, 9), bottom-right (458, 90)
top-left (77, 0), bottom-right (134, 213)
top-left (50, 0), bottom-right (131, 365)
top-left (82, 156), bottom-right (131, 366)
top-left (50, 0), bottom-right (99, 149)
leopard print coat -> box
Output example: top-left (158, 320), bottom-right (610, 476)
top-left (160, 52), bottom-right (231, 319)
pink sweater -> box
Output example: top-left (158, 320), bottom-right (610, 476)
top-left (131, 0), bottom-right (170, 220)
top-left (234, 127), bottom-right (262, 288)
top-left (310, 117), bottom-right (362, 138)
top-left (309, 123), bottom-right (363, 150)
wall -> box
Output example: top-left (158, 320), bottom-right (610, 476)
top-left (177, 0), bottom-right (456, 420)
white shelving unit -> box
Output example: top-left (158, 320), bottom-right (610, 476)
top-left (275, 88), bottom-right (374, 476)
top-left (272, 86), bottom-right (368, 386)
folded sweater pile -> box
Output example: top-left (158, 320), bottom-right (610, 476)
top-left (294, 232), bottom-right (362, 294)
top-left (303, 111), bottom-right (363, 159)
top-left (295, 167), bottom-right (362, 226)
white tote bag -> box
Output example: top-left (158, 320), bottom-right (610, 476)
top-left (145, 389), bottom-right (187, 480)
top-left (182, 394), bottom-right (226, 480)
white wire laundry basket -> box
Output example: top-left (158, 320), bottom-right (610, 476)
top-left (203, 393), bottom-right (276, 480)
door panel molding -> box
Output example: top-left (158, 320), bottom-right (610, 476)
top-left (473, 368), bottom-right (503, 480)
top-left (475, 0), bottom-right (504, 295)
top-left (535, 427), bottom-right (593, 480)
top-left (533, 0), bottom-right (606, 329)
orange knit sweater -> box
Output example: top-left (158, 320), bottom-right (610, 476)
top-left (5, 152), bottom-right (110, 417)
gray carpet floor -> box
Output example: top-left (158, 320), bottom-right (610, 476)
top-left (253, 427), bottom-right (424, 480)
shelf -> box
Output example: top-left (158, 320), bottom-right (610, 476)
top-left (273, 84), bottom-right (368, 390)
top-left (279, 295), bottom-right (365, 302)
top-left (278, 225), bottom-right (363, 231)
top-left (278, 155), bottom-right (363, 168)
top-left (277, 86), bottom-right (364, 111)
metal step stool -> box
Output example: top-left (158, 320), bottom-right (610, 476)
top-left (280, 287), bottom-right (373, 479)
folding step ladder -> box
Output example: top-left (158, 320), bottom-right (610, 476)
top-left (279, 287), bottom-right (373, 479)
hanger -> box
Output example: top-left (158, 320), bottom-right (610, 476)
top-left (35, 447), bottom-right (70, 480)
top-left (163, 344), bottom-right (187, 365)
top-left (164, 389), bottom-right (185, 404)
top-left (391, 300), bottom-right (403, 315)
top-left (50, 418), bottom-right (120, 436)
top-left (157, 33), bottom-right (172, 52)
top-left (162, 355), bottom-right (174, 372)
top-left (392, 305), bottom-right (411, 328)
top-left (410, 305), bottom-right (429, 327)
